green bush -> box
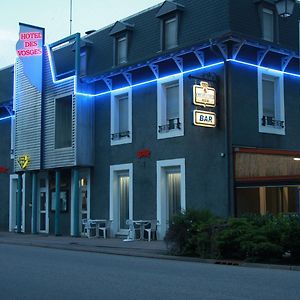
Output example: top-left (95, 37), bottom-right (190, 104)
top-left (164, 210), bottom-right (300, 263)
top-left (164, 209), bottom-right (219, 257)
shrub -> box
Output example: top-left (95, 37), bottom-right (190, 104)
top-left (164, 209), bottom-right (219, 257)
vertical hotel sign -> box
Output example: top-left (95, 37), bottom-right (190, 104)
top-left (16, 23), bottom-right (44, 92)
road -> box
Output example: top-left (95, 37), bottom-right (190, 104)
top-left (0, 244), bottom-right (299, 300)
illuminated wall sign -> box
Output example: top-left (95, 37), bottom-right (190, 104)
top-left (17, 155), bottom-right (31, 170)
top-left (193, 81), bottom-right (216, 107)
top-left (193, 110), bottom-right (216, 128)
top-left (16, 23), bottom-right (44, 92)
top-left (137, 149), bottom-right (151, 159)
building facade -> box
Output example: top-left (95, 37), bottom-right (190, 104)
top-left (0, 0), bottom-right (300, 239)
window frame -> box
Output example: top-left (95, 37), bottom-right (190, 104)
top-left (54, 93), bottom-right (73, 149)
top-left (157, 74), bottom-right (184, 139)
top-left (116, 36), bottom-right (128, 65)
top-left (258, 68), bottom-right (285, 135)
top-left (110, 87), bottom-right (132, 146)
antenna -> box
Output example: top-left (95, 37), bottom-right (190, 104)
top-left (70, 0), bottom-right (73, 36)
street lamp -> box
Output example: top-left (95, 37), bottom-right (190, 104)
top-left (275, 0), bottom-right (295, 17)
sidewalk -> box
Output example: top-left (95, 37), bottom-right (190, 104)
top-left (0, 231), bottom-right (169, 259)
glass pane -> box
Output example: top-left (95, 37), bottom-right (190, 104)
top-left (167, 172), bottom-right (181, 220)
top-left (40, 192), bottom-right (46, 211)
top-left (118, 96), bottom-right (129, 132)
top-left (263, 10), bottom-right (273, 42)
top-left (119, 175), bottom-right (129, 230)
top-left (262, 79), bottom-right (275, 118)
top-left (40, 213), bottom-right (46, 231)
top-left (118, 37), bottom-right (127, 64)
top-left (166, 84), bottom-right (179, 121)
top-left (40, 179), bottom-right (46, 188)
top-left (165, 18), bottom-right (177, 49)
top-left (55, 95), bottom-right (72, 148)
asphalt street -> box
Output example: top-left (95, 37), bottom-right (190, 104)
top-left (0, 244), bottom-right (299, 300)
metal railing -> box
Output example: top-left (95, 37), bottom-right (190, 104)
top-left (261, 116), bottom-right (284, 128)
top-left (111, 131), bottom-right (130, 140)
top-left (158, 118), bottom-right (181, 133)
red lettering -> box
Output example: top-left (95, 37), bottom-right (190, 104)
top-left (137, 149), bottom-right (151, 159)
top-left (20, 31), bottom-right (42, 40)
top-left (0, 166), bottom-right (8, 173)
top-left (24, 41), bottom-right (38, 48)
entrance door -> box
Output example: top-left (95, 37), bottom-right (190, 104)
top-left (79, 173), bottom-right (90, 234)
top-left (118, 173), bottom-right (129, 232)
top-left (157, 159), bottom-right (185, 240)
top-left (110, 164), bottom-right (133, 236)
top-left (9, 174), bottom-right (25, 232)
top-left (38, 176), bottom-right (49, 233)
top-left (166, 169), bottom-right (181, 225)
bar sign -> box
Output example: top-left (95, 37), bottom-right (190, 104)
top-left (193, 110), bottom-right (216, 128)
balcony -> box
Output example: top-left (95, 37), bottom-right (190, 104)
top-left (158, 118), bottom-right (181, 133)
top-left (261, 116), bottom-right (284, 129)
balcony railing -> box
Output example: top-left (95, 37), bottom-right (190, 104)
top-left (111, 131), bottom-right (130, 140)
top-left (158, 118), bottom-right (181, 133)
top-left (261, 116), bottom-right (284, 128)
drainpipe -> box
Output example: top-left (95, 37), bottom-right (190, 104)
top-left (72, 168), bottom-right (80, 237)
top-left (16, 172), bottom-right (23, 233)
top-left (31, 172), bottom-right (38, 234)
top-left (55, 170), bottom-right (61, 236)
top-left (223, 60), bottom-right (234, 217)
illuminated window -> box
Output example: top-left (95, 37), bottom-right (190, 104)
top-left (117, 36), bottom-right (127, 65)
top-left (111, 88), bottom-right (132, 145)
top-left (55, 95), bottom-right (73, 148)
top-left (157, 75), bottom-right (184, 139)
top-left (262, 8), bottom-right (274, 42)
top-left (164, 17), bottom-right (178, 50)
top-left (258, 69), bottom-right (285, 135)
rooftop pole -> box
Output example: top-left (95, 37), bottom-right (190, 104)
top-left (70, 0), bottom-right (73, 36)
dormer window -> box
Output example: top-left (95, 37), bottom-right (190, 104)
top-left (109, 21), bottom-right (134, 67)
top-left (156, 1), bottom-right (184, 51)
top-left (164, 17), bottom-right (178, 49)
top-left (117, 36), bottom-right (127, 65)
top-left (262, 8), bottom-right (274, 42)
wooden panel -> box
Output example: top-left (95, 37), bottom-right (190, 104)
top-left (235, 152), bottom-right (300, 179)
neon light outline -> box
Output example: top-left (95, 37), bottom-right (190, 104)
top-left (2, 48), bottom-right (300, 123)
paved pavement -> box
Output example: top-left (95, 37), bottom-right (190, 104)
top-left (0, 231), bottom-right (300, 271)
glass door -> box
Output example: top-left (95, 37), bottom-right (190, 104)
top-left (166, 170), bottom-right (181, 225)
top-left (79, 175), bottom-right (89, 233)
top-left (38, 177), bottom-right (49, 233)
top-left (118, 174), bottom-right (129, 231)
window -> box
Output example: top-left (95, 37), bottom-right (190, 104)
top-left (157, 75), bottom-right (184, 139)
top-left (117, 36), bottom-right (127, 65)
top-left (164, 17), bottom-right (178, 49)
top-left (262, 8), bottom-right (274, 42)
top-left (258, 69), bottom-right (285, 135)
top-left (55, 95), bottom-right (73, 148)
top-left (111, 88), bottom-right (132, 145)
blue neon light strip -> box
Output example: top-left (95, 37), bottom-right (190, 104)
top-left (0, 115), bottom-right (13, 121)
top-left (227, 59), bottom-right (300, 79)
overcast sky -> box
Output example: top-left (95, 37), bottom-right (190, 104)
top-left (0, 0), bottom-right (163, 68)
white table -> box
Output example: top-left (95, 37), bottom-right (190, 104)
top-left (90, 219), bottom-right (107, 238)
top-left (132, 220), bottom-right (151, 240)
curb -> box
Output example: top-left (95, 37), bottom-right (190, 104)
top-left (0, 239), bottom-right (300, 271)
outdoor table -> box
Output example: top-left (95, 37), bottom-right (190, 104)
top-left (91, 219), bottom-right (107, 237)
top-left (132, 220), bottom-right (151, 240)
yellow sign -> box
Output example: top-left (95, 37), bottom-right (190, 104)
top-left (193, 110), bottom-right (216, 128)
top-left (17, 155), bottom-right (31, 170)
top-left (193, 81), bottom-right (216, 107)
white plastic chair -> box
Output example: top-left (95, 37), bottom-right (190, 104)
top-left (82, 219), bottom-right (96, 238)
top-left (144, 220), bottom-right (158, 242)
top-left (98, 220), bottom-right (112, 239)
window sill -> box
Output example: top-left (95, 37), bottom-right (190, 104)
top-left (259, 125), bottom-right (285, 135)
top-left (111, 136), bottom-right (132, 146)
